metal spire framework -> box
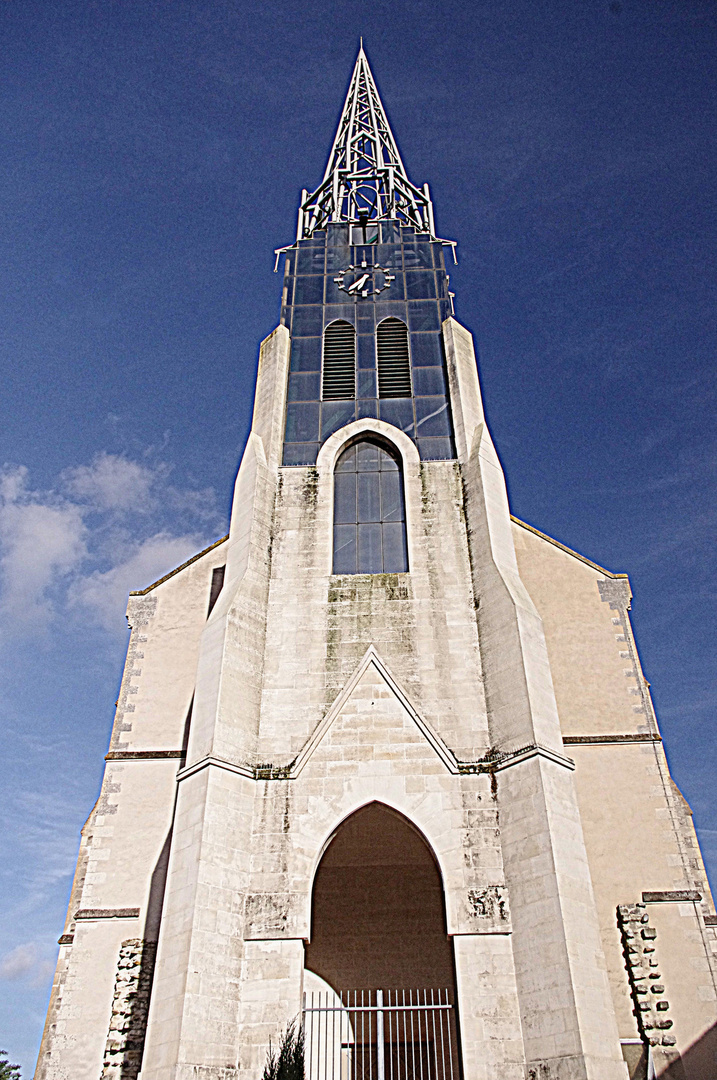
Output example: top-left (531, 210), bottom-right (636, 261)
top-left (297, 46), bottom-right (438, 241)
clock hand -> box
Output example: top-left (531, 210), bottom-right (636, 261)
top-left (347, 273), bottom-right (369, 294)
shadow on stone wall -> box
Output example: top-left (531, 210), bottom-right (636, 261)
top-left (659, 1021), bottom-right (717, 1080)
top-left (145, 828), bottom-right (172, 942)
top-left (100, 829), bottom-right (173, 1080)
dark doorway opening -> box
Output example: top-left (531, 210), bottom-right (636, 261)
top-left (304, 803), bottom-right (460, 1080)
top-left (306, 801), bottom-right (454, 992)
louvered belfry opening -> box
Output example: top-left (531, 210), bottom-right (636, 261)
top-left (322, 320), bottom-right (356, 400)
top-left (377, 318), bottom-right (411, 398)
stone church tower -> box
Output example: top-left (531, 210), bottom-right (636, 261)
top-left (36, 47), bottom-right (716, 1080)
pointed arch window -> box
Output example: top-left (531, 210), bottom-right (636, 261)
top-left (333, 438), bottom-right (408, 574)
top-left (322, 320), bottom-right (356, 400)
top-left (377, 318), bottom-right (411, 398)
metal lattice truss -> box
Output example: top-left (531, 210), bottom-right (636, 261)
top-left (297, 46), bottom-right (437, 240)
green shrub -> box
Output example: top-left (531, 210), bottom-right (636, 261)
top-left (0, 1050), bottom-right (21, 1080)
top-left (262, 1019), bottom-right (304, 1080)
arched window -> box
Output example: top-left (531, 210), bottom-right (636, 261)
top-left (376, 318), bottom-right (411, 398)
top-left (322, 320), bottom-right (356, 400)
top-left (333, 438), bottom-right (408, 574)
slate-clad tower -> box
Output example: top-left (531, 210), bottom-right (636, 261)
top-left (36, 48), bottom-right (717, 1080)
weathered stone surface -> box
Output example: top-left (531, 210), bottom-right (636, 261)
top-left (100, 939), bottom-right (157, 1080)
top-left (35, 314), bottom-right (717, 1080)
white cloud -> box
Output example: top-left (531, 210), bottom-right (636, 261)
top-left (71, 531), bottom-right (205, 630)
top-left (164, 483), bottom-right (223, 524)
top-left (0, 454), bottom-right (221, 640)
top-left (0, 944), bottom-right (37, 981)
top-left (0, 465), bottom-right (28, 503)
top-left (0, 943), bottom-right (55, 988)
top-left (0, 467), bottom-right (87, 631)
top-left (63, 452), bottom-right (160, 512)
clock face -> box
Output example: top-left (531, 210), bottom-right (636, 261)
top-left (334, 260), bottom-right (395, 299)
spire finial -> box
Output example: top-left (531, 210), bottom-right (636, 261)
top-left (295, 46), bottom-right (436, 240)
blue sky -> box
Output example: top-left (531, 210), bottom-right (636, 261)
top-left (1, 0), bottom-right (715, 1072)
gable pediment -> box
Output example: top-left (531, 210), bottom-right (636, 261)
top-left (291, 646), bottom-right (459, 777)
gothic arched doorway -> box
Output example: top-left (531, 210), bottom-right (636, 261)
top-left (306, 802), bottom-right (453, 990)
top-left (304, 803), bottom-right (460, 1080)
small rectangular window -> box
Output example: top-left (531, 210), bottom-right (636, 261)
top-left (375, 301), bottom-right (407, 325)
top-left (285, 402), bottom-right (320, 442)
top-left (416, 437), bottom-right (454, 460)
top-left (324, 275), bottom-right (345, 305)
top-left (407, 302), bottom-right (440, 332)
top-left (412, 367), bottom-right (447, 396)
top-left (357, 523), bottom-right (383, 572)
top-left (386, 272), bottom-right (405, 299)
top-left (321, 400), bottom-right (356, 440)
top-left (290, 337), bottom-right (322, 373)
top-left (291, 306), bottom-right (324, 337)
top-left (374, 244), bottom-right (403, 269)
top-left (333, 524), bottom-right (357, 573)
top-left (357, 472), bottom-right (381, 523)
top-left (288, 372), bottom-right (321, 402)
top-left (380, 470), bottom-right (403, 522)
top-left (357, 398), bottom-right (379, 419)
top-left (382, 522), bottom-right (408, 571)
top-left (409, 333), bottom-right (443, 367)
top-left (351, 224), bottom-right (379, 244)
top-left (207, 566), bottom-right (225, 616)
top-left (357, 334), bottom-right (376, 370)
top-left (327, 247), bottom-right (351, 271)
top-left (402, 241), bottom-right (434, 268)
top-left (294, 276), bottom-right (324, 305)
top-left (357, 369), bottom-right (377, 398)
top-left (296, 247), bottom-right (325, 274)
top-left (405, 271), bottom-right (437, 300)
top-left (415, 397), bottom-right (452, 437)
top-left (283, 442), bottom-right (320, 466)
top-left (380, 221), bottom-right (402, 244)
top-left (334, 472), bottom-right (357, 524)
top-left (379, 398), bottom-right (414, 435)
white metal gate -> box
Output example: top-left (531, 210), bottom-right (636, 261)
top-left (302, 989), bottom-right (458, 1080)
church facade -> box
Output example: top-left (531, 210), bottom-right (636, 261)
top-left (35, 48), bottom-right (716, 1080)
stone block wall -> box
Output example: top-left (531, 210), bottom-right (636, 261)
top-left (36, 319), bottom-right (717, 1080)
top-left (513, 515), bottom-right (717, 1071)
top-left (101, 938), bottom-right (157, 1080)
top-left (258, 420), bottom-right (490, 768)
